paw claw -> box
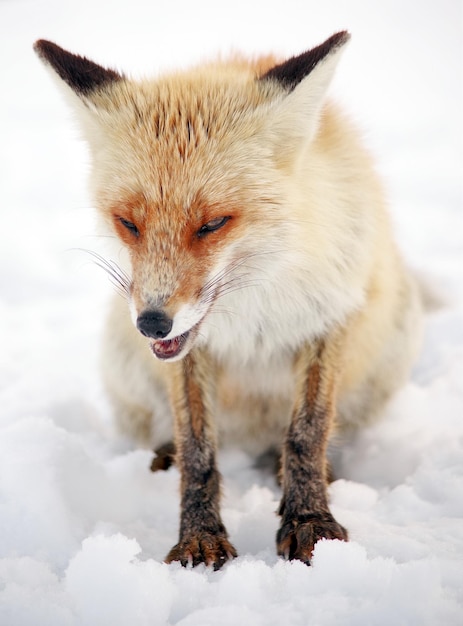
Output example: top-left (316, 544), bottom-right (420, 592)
top-left (166, 533), bottom-right (237, 570)
top-left (277, 512), bottom-right (348, 565)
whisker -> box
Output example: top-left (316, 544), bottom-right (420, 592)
top-left (72, 248), bottom-right (132, 299)
top-left (198, 260), bottom-right (273, 327)
top-left (216, 279), bottom-right (263, 299)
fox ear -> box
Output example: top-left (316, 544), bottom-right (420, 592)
top-left (33, 40), bottom-right (123, 103)
top-left (260, 31), bottom-right (350, 92)
top-left (259, 31), bottom-right (350, 166)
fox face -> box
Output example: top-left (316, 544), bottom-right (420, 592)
top-left (111, 185), bottom-right (272, 362)
top-left (34, 34), bottom-right (353, 363)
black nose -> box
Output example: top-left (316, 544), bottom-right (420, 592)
top-left (136, 309), bottom-right (173, 339)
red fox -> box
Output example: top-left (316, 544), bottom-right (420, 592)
top-left (34, 32), bottom-right (422, 568)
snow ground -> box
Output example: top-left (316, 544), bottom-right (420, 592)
top-left (0, 0), bottom-right (462, 624)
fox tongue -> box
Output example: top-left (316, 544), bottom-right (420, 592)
top-left (151, 332), bottom-right (188, 360)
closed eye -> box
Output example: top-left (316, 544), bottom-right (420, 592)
top-left (119, 217), bottom-right (139, 237)
top-left (197, 216), bottom-right (231, 238)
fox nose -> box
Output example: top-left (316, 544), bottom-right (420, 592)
top-left (136, 309), bottom-right (173, 339)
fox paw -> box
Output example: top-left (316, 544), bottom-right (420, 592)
top-left (150, 441), bottom-right (176, 472)
top-left (165, 533), bottom-right (237, 570)
top-left (277, 512), bottom-right (348, 564)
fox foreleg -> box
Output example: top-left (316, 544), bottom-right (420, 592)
top-left (165, 350), bottom-right (237, 569)
top-left (277, 335), bottom-right (349, 564)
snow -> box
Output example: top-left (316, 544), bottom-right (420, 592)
top-left (0, 0), bottom-right (462, 623)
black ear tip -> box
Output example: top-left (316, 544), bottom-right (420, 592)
top-left (316, 30), bottom-right (351, 55)
top-left (33, 40), bottom-right (123, 96)
top-left (33, 39), bottom-right (57, 60)
top-left (260, 30), bottom-right (351, 91)
top-left (334, 30), bottom-right (351, 45)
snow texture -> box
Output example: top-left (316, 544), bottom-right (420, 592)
top-left (0, 0), bottom-right (462, 624)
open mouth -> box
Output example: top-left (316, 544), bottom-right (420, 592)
top-left (150, 330), bottom-right (191, 360)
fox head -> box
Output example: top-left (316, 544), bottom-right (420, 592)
top-left (34, 33), bottom-right (350, 361)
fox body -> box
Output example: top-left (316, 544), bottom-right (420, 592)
top-left (35, 33), bottom-right (422, 567)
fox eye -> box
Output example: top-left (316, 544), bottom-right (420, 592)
top-left (197, 216), bottom-right (231, 238)
top-left (119, 217), bottom-right (139, 237)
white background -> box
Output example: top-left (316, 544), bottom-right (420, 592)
top-left (0, 1), bottom-right (462, 624)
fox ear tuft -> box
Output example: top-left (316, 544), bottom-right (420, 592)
top-left (260, 31), bottom-right (350, 92)
top-left (33, 40), bottom-right (123, 97)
